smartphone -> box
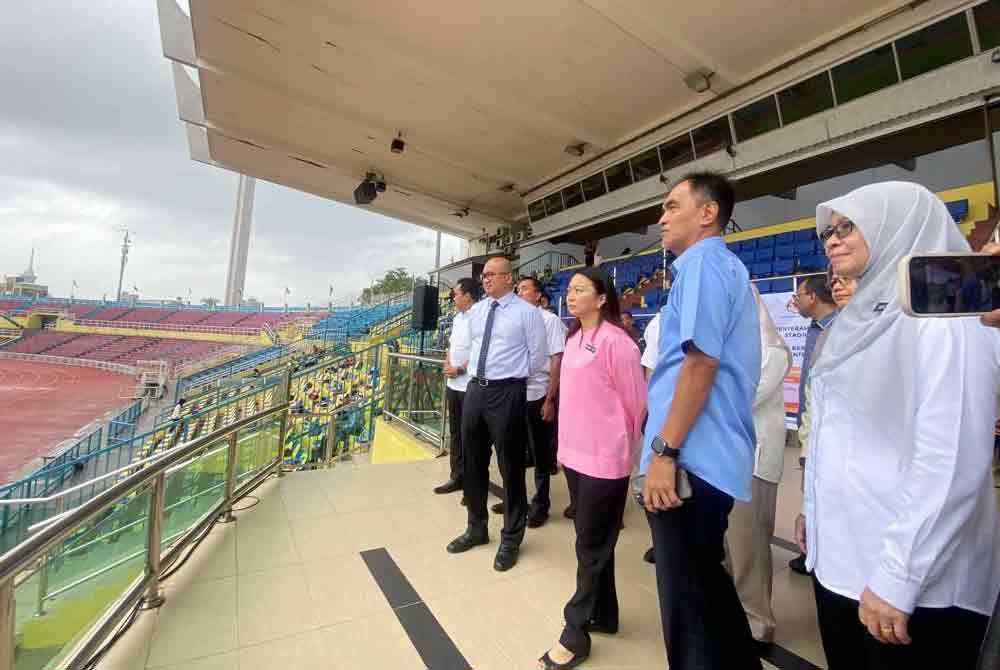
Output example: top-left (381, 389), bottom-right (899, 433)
top-left (898, 253), bottom-right (1000, 317)
top-left (633, 467), bottom-right (693, 512)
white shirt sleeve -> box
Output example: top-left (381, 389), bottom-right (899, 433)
top-left (448, 313), bottom-right (470, 367)
top-left (545, 311), bottom-right (567, 357)
top-left (525, 307), bottom-right (548, 377)
top-left (754, 344), bottom-right (787, 410)
top-left (640, 314), bottom-right (660, 370)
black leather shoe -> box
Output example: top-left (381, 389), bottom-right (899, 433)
top-left (434, 479), bottom-right (463, 495)
top-left (539, 650), bottom-right (589, 669)
top-left (643, 547), bottom-right (655, 564)
top-left (446, 530), bottom-right (488, 554)
top-left (527, 512), bottom-right (549, 528)
top-left (789, 553), bottom-right (811, 575)
top-left (493, 544), bottom-right (519, 571)
top-left (491, 502), bottom-right (505, 515)
top-left (563, 505), bottom-right (576, 520)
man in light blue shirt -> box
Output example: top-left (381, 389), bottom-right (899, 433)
top-left (446, 256), bottom-right (547, 573)
top-left (640, 172), bottom-right (762, 670)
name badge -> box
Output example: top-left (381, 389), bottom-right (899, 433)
top-left (584, 344), bottom-right (596, 353)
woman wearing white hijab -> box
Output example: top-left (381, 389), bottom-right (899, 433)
top-left (798, 182), bottom-right (1000, 669)
top-left (725, 285), bottom-right (792, 643)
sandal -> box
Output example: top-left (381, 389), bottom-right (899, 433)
top-left (538, 650), bottom-right (589, 669)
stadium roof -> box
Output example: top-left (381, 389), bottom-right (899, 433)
top-left (158, 0), bottom-right (973, 239)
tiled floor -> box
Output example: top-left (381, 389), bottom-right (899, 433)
top-left (97, 449), bottom-right (825, 669)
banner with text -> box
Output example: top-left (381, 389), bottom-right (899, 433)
top-left (759, 291), bottom-right (810, 428)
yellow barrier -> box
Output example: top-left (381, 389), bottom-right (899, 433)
top-left (52, 319), bottom-right (270, 345)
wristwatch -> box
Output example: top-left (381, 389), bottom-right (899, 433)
top-left (651, 436), bottom-right (681, 460)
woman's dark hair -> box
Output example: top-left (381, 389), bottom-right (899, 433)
top-left (566, 267), bottom-right (627, 339)
top-left (454, 277), bottom-right (480, 301)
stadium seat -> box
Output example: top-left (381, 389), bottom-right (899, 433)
top-left (773, 259), bottom-right (795, 276)
top-left (754, 248), bottom-right (774, 262)
top-left (775, 244), bottom-right (795, 260)
top-left (776, 232), bottom-right (796, 245)
top-left (738, 251), bottom-right (756, 264)
top-left (742, 239), bottom-right (757, 250)
top-left (794, 241), bottom-right (815, 257)
top-left (799, 255), bottom-right (829, 271)
top-left (793, 229), bottom-right (816, 242)
top-left (751, 262), bottom-right (773, 278)
top-left (770, 278), bottom-right (794, 293)
top-left (756, 235), bottom-right (775, 248)
top-left (945, 199), bottom-right (969, 223)
top-left (755, 280), bottom-right (772, 294)
top-left (727, 243), bottom-right (741, 253)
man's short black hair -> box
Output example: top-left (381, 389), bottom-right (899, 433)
top-left (801, 275), bottom-right (835, 305)
top-left (518, 276), bottom-right (544, 294)
top-left (455, 277), bottom-right (480, 300)
top-left (677, 171), bottom-right (735, 231)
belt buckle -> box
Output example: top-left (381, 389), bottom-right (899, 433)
top-left (477, 378), bottom-right (489, 387)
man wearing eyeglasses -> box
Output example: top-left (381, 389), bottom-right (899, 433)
top-left (446, 256), bottom-right (547, 572)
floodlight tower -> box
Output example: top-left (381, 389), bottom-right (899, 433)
top-left (115, 228), bottom-right (132, 302)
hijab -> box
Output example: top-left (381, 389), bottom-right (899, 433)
top-left (811, 181), bottom-right (969, 379)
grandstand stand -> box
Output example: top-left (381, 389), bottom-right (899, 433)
top-left (1, 331), bottom-right (81, 354)
top-left (43, 334), bottom-right (121, 358)
top-left (159, 309), bottom-right (213, 326)
top-left (117, 308), bottom-right (174, 324)
top-left (196, 311), bottom-right (252, 327)
top-left (83, 306), bottom-right (133, 321)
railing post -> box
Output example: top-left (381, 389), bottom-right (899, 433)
top-left (0, 576), bottom-right (13, 670)
top-left (142, 471), bottom-right (166, 609)
top-left (221, 431), bottom-right (239, 523)
top-left (33, 497), bottom-right (65, 617)
top-left (324, 412), bottom-right (336, 467)
top-left (276, 367), bottom-right (292, 478)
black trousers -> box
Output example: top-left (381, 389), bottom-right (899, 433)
top-left (560, 468), bottom-right (630, 656)
top-left (527, 397), bottom-right (556, 515)
top-left (813, 578), bottom-right (988, 670)
top-left (462, 381), bottom-right (528, 546)
top-left (446, 387), bottom-right (465, 482)
top-left (647, 472), bottom-right (761, 670)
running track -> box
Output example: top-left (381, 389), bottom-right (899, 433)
top-left (0, 360), bottom-right (129, 484)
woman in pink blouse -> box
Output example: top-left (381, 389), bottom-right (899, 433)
top-left (539, 268), bottom-right (646, 670)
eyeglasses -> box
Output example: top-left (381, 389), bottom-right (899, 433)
top-left (819, 219), bottom-right (856, 244)
top-left (481, 272), bottom-right (511, 280)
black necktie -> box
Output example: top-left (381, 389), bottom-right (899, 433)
top-left (476, 300), bottom-right (499, 379)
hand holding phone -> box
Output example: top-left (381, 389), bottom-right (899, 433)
top-left (898, 253), bottom-right (1000, 317)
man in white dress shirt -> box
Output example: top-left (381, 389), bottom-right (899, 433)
top-left (435, 278), bottom-right (478, 497)
top-left (446, 257), bottom-right (547, 572)
top-left (515, 276), bottom-right (567, 528)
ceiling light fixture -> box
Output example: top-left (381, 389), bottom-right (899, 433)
top-left (564, 142), bottom-right (588, 157)
top-left (683, 69), bottom-right (715, 93)
top-left (390, 132), bottom-right (405, 155)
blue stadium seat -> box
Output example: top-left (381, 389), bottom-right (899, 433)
top-left (751, 262), bottom-right (773, 278)
top-left (775, 244), bottom-right (795, 260)
top-left (727, 242), bottom-right (741, 253)
top-left (738, 251), bottom-right (755, 264)
top-left (756, 235), bottom-right (775, 248)
top-left (742, 238), bottom-right (757, 250)
top-left (794, 229), bottom-right (816, 242)
top-left (755, 280), bottom-right (772, 294)
top-left (945, 199), bottom-right (969, 222)
top-left (776, 232), bottom-right (796, 245)
top-left (773, 259), bottom-right (795, 276)
top-left (799, 255), bottom-right (828, 271)
top-left (794, 241), bottom-right (815, 257)
top-left (754, 248), bottom-right (774, 262)
top-left (770, 277), bottom-right (794, 293)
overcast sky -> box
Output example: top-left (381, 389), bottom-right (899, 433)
top-left (0, 1), bottom-right (465, 307)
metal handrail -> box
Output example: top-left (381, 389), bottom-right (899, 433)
top-left (0, 399), bottom-right (287, 584)
top-left (386, 352), bottom-right (445, 365)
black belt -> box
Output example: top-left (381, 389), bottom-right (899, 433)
top-left (470, 377), bottom-right (525, 387)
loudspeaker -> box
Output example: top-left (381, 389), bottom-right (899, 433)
top-left (411, 284), bottom-right (439, 331)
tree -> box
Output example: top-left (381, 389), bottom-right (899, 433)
top-left (361, 267), bottom-right (414, 303)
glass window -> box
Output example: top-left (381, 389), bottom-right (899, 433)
top-left (974, 0), bottom-right (1000, 50)
top-left (896, 13), bottom-right (972, 80)
top-left (581, 173), bottom-right (607, 201)
top-left (777, 73), bottom-right (835, 125)
top-left (658, 134), bottom-right (695, 171)
top-left (528, 200), bottom-right (545, 222)
top-left (542, 192), bottom-right (564, 216)
top-left (691, 117), bottom-right (732, 158)
top-left (732, 96), bottom-right (781, 142)
top-left (630, 147), bottom-right (661, 182)
top-left (604, 160), bottom-right (633, 192)
top-left (831, 44), bottom-right (899, 105)
top-left (562, 182), bottom-right (585, 209)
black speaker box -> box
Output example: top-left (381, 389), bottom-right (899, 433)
top-left (411, 284), bottom-right (439, 331)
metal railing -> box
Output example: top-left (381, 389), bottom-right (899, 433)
top-left (383, 352), bottom-right (446, 450)
top-left (0, 372), bottom-right (291, 670)
top-left (72, 319), bottom-right (266, 337)
top-left (0, 352), bottom-right (136, 376)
